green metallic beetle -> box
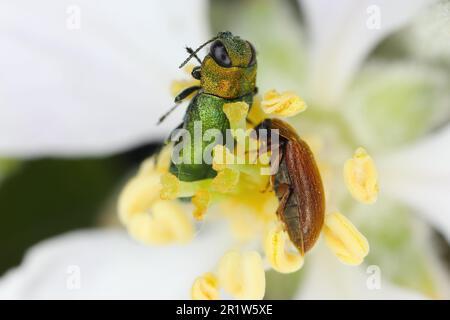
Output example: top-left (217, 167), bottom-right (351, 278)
top-left (159, 31), bottom-right (325, 256)
top-left (160, 31), bottom-right (257, 182)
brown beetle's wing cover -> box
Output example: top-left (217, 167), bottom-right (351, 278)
top-left (284, 139), bottom-right (325, 252)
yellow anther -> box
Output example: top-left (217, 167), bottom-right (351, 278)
top-left (192, 189), bottom-right (211, 220)
top-left (127, 200), bottom-right (193, 245)
top-left (323, 212), bottom-right (369, 265)
top-left (156, 144), bottom-right (173, 173)
top-left (211, 168), bottom-right (240, 193)
top-left (264, 223), bottom-right (304, 273)
top-left (137, 157), bottom-right (157, 177)
top-left (160, 173), bottom-right (180, 200)
top-left (261, 90), bottom-right (307, 117)
top-left (191, 272), bottom-right (220, 300)
top-left (118, 172), bottom-right (161, 225)
top-left (212, 145), bottom-right (236, 171)
top-left (217, 250), bottom-right (265, 300)
top-left (344, 147), bottom-right (379, 204)
top-left (246, 95), bottom-right (266, 128)
top-left (118, 156), bottom-right (194, 245)
top-left (223, 102), bottom-right (249, 130)
top-left (137, 145), bottom-right (173, 177)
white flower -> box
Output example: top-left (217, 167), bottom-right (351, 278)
top-left (0, 0), bottom-right (208, 156)
top-left (379, 125), bottom-right (450, 240)
top-left (303, 0), bottom-right (431, 107)
top-left (0, 227), bottom-right (232, 299)
top-left (295, 243), bottom-right (427, 300)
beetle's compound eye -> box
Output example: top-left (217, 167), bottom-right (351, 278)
top-left (210, 40), bottom-right (232, 67)
top-left (248, 41), bottom-right (256, 66)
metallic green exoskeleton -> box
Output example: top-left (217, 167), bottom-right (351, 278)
top-left (162, 31), bottom-right (257, 182)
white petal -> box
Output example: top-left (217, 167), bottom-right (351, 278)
top-left (0, 0), bottom-right (208, 157)
top-left (379, 125), bottom-right (450, 241)
top-left (296, 244), bottom-right (427, 299)
top-left (0, 226), bottom-right (231, 299)
top-left (301, 0), bottom-right (431, 107)
top-left (405, 1), bottom-right (450, 64)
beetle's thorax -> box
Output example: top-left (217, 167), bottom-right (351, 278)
top-left (201, 57), bottom-right (256, 99)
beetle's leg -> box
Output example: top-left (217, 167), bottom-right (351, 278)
top-left (174, 85), bottom-right (202, 103)
top-left (186, 47), bottom-right (202, 64)
top-left (246, 118), bottom-right (256, 127)
top-left (260, 144), bottom-right (284, 193)
top-left (157, 104), bottom-right (179, 125)
top-left (275, 183), bottom-right (291, 218)
top-left (157, 86), bottom-right (201, 125)
top-left (276, 182), bottom-right (307, 255)
top-left (247, 118), bottom-right (271, 157)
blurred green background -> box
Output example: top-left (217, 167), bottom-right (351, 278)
top-left (0, 145), bottom-right (158, 275)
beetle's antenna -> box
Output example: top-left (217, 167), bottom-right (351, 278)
top-left (157, 104), bottom-right (179, 125)
top-left (179, 36), bottom-right (218, 69)
top-left (186, 47), bottom-right (202, 64)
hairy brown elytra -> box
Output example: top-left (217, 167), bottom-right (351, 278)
top-left (257, 118), bottom-right (325, 255)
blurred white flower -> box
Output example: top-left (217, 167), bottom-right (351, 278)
top-left (0, 0), bottom-right (208, 156)
top-left (0, 227), bottom-right (231, 299)
top-left (302, 0), bottom-right (431, 107)
top-left (296, 242), bottom-right (427, 299)
top-left (379, 125), bottom-right (450, 239)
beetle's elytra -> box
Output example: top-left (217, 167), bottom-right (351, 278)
top-left (161, 32), bottom-right (325, 255)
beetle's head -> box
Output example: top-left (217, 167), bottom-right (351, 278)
top-left (207, 31), bottom-right (256, 69)
top-left (181, 31), bottom-right (257, 99)
top-left (201, 32), bottom-right (257, 99)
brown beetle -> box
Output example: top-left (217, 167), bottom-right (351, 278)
top-left (256, 118), bottom-right (325, 255)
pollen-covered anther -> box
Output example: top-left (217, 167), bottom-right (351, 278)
top-left (223, 101), bottom-right (249, 130)
top-left (212, 145), bottom-right (236, 171)
top-left (160, 172), bottom-right (180, 200)
top-left (264, 222), bottom-right (304, 273)
top-left (118, 158), bottom-right (162, 225)
top-left (191, 272), bottom-right (220, 300)
top-left (211, 168), bottom-right (240, 193)
top-left (118, 152), bottom-right (194, 245)
top-left (246, 95), bottom-right (266, 127)
top-left (127, 200), bottom-right (194, 245)
top-left (155, 144), bottom-right (173, 173)
top-left (261, 89), bottom-right (307, 117)
top-left (323, 212), bottom-right (369, 265)
top-left (344, 147), bottom-right (379, 204)
top-left (218, 250), bottom-right (265, 300)
top-left (136, 144), bottom-right (172, 177)
top-left (192, 189), bottom-right (211, 220)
